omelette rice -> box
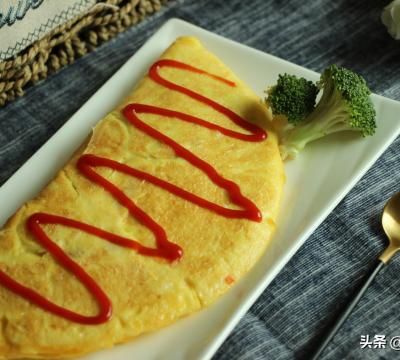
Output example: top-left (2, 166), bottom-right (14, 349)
top-left (0, 36), bottom-right (284, 358)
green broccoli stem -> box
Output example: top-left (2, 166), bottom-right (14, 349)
top-left (280, 78), bottom-right (357, 159)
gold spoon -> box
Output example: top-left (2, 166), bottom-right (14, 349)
top-left (311, 192), bottom-right (400, 360)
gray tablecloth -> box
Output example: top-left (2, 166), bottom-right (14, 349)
top-left (1, 1), bottom-right (399, 359)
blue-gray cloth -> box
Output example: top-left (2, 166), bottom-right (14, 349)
top-left (1, 1), bottom-right (399, 359)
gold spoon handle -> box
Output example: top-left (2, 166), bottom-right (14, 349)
top-left (310, 259), bottom-right (385, 360)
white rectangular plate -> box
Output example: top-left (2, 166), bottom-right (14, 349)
top-left (1, 18), bottom-right (400, 360)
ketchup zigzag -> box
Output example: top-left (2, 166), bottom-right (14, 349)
top-left (0, 59), bottom-right (267, 325)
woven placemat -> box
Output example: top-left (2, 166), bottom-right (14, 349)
top-left (0, 0), bottom-right (168, 107)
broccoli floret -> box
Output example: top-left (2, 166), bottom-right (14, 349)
top-left (265, 65), bottom-right (377, 159)
top-left (267, 73), bottom-right (318, 125)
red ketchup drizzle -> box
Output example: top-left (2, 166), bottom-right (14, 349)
top-left (0, 59), bottom-right (267, 325)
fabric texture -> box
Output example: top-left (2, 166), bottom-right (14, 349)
top-left (0, 0), bottom-right (399, 359)
top-left (0, 0), bottom-right (95, 60)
